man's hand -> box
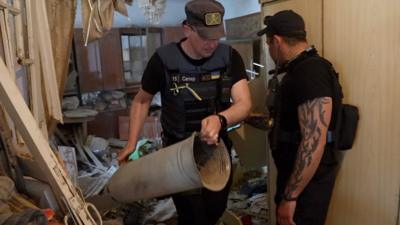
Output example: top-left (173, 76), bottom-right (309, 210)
top-left (277, 200), bottom-right (297, 225)
top-left (117, 146), bottom-right (133, 165)
top-left (200, 115), bottom-right (221, 145)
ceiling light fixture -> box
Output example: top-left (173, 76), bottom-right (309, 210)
top-left (137, 0), bottom-right (166, 25)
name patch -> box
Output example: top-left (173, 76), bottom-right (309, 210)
top-left (171, 72), bottom-right (221, 83)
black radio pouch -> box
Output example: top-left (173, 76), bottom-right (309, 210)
top-left (335, 104), bottom-right (359, 150)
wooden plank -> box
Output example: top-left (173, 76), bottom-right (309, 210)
top-left (13, 0), bottom-right (24, 60)
top-left (25, 0), bottom-right (48, 138)
top-left (0, 58), bottom-right (100, 225)
top-left (31, 0), bottom-right (63, 124)
top-left (11, 0), bottom-right (25, 146)
top-left (0, 2), bottom-right (21, 15)
top-left (0, 11), bottom-right (10, 66)
top-left (0, 10), bottom-right (15, 78)
top-left (3, 9), bottom-right (16, 74)
top-left (0, 7), bottom-right (25, 147)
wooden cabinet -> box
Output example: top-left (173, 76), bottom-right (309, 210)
top-left (73, 28), bottom-right (163, 139)
top-left (162, 26), bottom-right (185, 44)
top-left (74, 29), bottom-right (125, 92)
top-left (99, 30), bottom-right (125, 90)
top-left (86, 108), bottom-right (130, 139)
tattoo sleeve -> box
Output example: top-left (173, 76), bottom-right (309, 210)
top-left (283, 97), bottom-right (332, 200)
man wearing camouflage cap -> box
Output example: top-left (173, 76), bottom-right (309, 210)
top-left (118, 0), bottom-right (251, 224)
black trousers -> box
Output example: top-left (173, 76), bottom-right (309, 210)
top-left (171, 171), bottom-right (232, 225)
top-left (275, 163), bottom-right (339, 225)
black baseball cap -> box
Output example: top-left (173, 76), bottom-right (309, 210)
top-left (257, 10), bottom-right (306, 38)
top-left (185, 0), bottom-right (225, 39)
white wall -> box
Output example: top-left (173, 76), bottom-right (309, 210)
top-left (220, 0), bottom-right (261, 20)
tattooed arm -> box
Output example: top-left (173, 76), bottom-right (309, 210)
top-left (277, 97), bottom-right (332, 225)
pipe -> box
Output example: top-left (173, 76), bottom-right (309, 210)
top-left (107, 132), bottom-right (231, 203)
top-left (87, 132), bottom-right (231, 212)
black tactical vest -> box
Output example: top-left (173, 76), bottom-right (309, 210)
top-left (156, 43), bottom-right (232, 141)
top-left (269, 47), bottom-right (342, 164)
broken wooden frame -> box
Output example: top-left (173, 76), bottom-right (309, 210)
top-left (25, 0), bottom-right (48, 138)
top-left (0, 0), bottom-right (26, 146)
top-left (12, 0), bottom-right (24, 62)
top-left (32, 0), bottom-right (63, 125)
top-left (0, 10), bottom-right (15, 78)
top-left (0, 58), bottom-right (101, 224)
top-left (0, 1), bottom-right (21, 15)
top-left (1, 0), bottom-right (64, 136)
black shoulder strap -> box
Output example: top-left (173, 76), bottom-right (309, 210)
top-left (216, 46), bottom-right (233, 112)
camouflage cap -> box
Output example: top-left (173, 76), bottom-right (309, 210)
top-left (185, 0), bottom-right (225, 39)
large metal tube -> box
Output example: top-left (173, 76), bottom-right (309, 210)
top-left (104, 132), bottom-right (231, 204)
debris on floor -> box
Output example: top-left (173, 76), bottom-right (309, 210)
top-left (227, 165), bottom-right (268, 225)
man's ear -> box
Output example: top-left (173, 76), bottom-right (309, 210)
top-left (182, 24), bottom-right (192, 37)
top-left (273, 35), bottom-right (282, 45)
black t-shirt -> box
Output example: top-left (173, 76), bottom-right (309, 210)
top-left (274, 54), bottom-right (338, 169)
top-left (141, 41), bottom-right (248, 95)
top-left (280, 56), bottom-right (334, 132)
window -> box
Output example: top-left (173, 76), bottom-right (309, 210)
top-left (120, 28), bottom-right (162, 86)
top-left (121, 34), bottom-right (146, 85)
